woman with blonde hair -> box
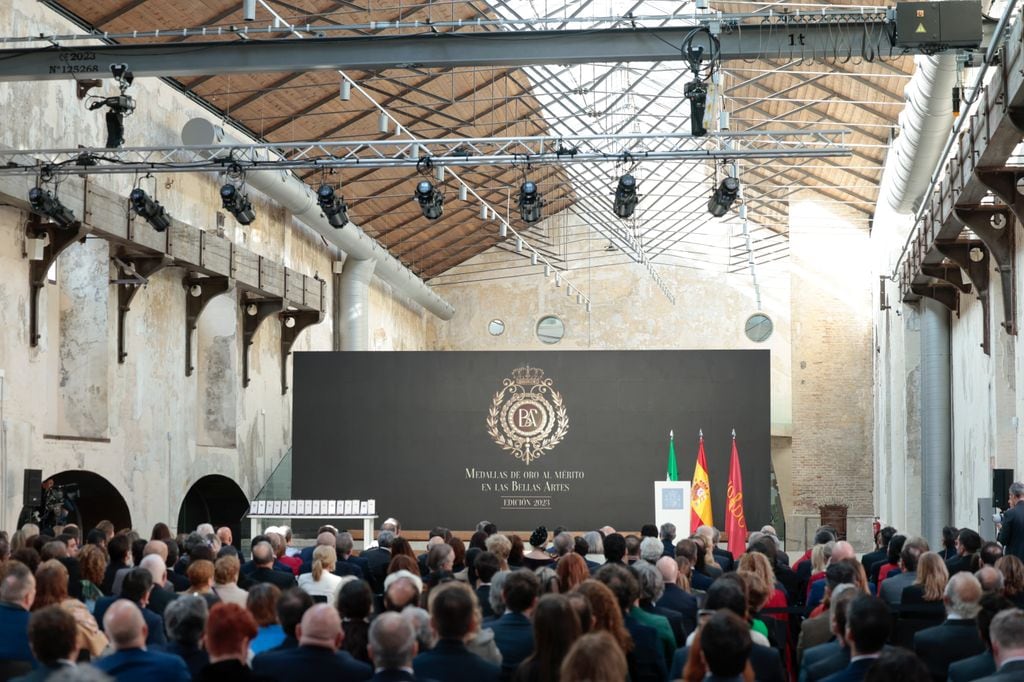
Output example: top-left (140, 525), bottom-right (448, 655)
top-left (298, 544), bottom-right (346, 604)
top-left (901, 551), bottom-right (949, 616)
top-left (559, 631), bottom-right (628, 682)
top-left (485, 533), bottom-right (512, 571)
top-left (31, 559), bottom-right (108, 659)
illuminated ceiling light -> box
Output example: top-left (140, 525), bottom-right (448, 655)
top-left (316, 185), bottom-right (349, 228)
top-left (220, 184), bottom-right (256, 225)
top-left (413, 180), bottom-right (444, 220)
top-left (129, 188), bottom-right (171, 232)
top-left (613, 174), bottom-right (638, 219)
top-left (707, 177), bottom-right (740, 217)
top-left (517, 181), bottom-right (543, 224)
top-left (28, 187), bottom-right (77, 229)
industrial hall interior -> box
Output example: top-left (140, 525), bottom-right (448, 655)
top-left (6, 0), bottom-right (1024, 679)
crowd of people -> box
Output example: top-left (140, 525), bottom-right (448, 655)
top-left (1, 505), bottom-right (1024, 681)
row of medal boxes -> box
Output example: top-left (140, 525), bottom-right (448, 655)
top-left (248, 499), bottom-right (377, 517)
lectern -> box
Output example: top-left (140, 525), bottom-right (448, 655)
top-left (655, 481), bottom-right (691, 535)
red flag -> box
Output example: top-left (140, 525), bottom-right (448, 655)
top-left (725, 431), bottom-right (748, 558)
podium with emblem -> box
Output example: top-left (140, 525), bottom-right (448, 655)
top-left (655, 480), bottom-right (691, 537)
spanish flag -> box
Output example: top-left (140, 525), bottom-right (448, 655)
top-left (690, 431), bottom-right (713, 534)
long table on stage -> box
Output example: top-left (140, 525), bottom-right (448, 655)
top-left (248, 514), bottom-right (378, 546)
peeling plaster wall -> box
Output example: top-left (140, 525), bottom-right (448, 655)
top-left (0, 2), bottom-right (430, 533)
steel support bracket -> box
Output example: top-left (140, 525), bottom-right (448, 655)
top-left (936, 240), bottom-right (992, 354)
top-left (920, 263), bottom-right (972, 295)
top-left (1007, 107), bottom-right (1024, 135)
top-left (184, 275), bottom-right (233, 377)
top-left (114, 254), bottom-right (172, 363)
top-left (241, 295), bottom-right (285, 388)
top-left (26, 216), bottom-right (90, 346)
top-left (910, 282), bottom-right (960, 312)
top-left (954, 202), bottom-right (1016, 335)
top-left (279, 309), bottom-right (324, 395)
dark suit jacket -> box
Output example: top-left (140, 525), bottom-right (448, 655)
top-left (362, 548), bottom-right (392, 593)
top-left (691, 570), bottom-right (714, 591)
top-left (57, 557), bottom-right (83, 600)
top-left (670, 643), bottom-right (785, 682)
top-left (624, 615), bottom-right (667, 682)
top-left (161, 641), bottom-right (209, 677)
top-left (820, 656), bottom-right (877, 682)
top-left (101, 560), bottom-right (129, 595)
top-left (93, 597), bottom-right (167, 647)
top-left (335, 556), bottom-right (367, 579)
top-left (945, 555), bottom-right (974, 576)
top-left (248, 566), bottom-right (297, 590)
top-left (999, 500), bottom-right (1024, 560)
top-left (860, 549), bottom-right (886, 576)
top-left (0, 602), bottom-right (34, 665)
top-left (662, 539), bottom-right (676, 557)
top-left (195, 659), bottom-right (276, 682)
top-left (488, 611), bottom-right (534, 677)
top-left (413, 638), bottom-right (501, 682)
top-left (974, 659), bottom-right (1024, 682)
top-left (147, 584), bottom-right (179, 617)
top-left (166, 571), bottom-right (190, 592)
top-left (93, 647), bottom-right (191, 682)
top-left (476, 585), bottom-right (494, 617)
top-left (898, 585), bottom-right (945, 618)
top-left (807, 649), bottom-right (851, 682)
top-left (372, 670), bottom-right (433, 682)
top-left (640, 602), bottom-right (685, 647)
top-left (799, 612), bottom-right (833, 662)
top-left (712, 548), bottom-right (734, 572)
top-left (799, 641), bottom-right (842, 682)
top-left (947, 651), bottom-right (995, 682)
top-left (913, 618), bottom-right (986, 682)
top-left (657, 583), bottom-right (697, 636)
top-left (252, 645), bottom-right (372, 680)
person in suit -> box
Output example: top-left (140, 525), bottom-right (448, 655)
top-left (11, 606), bottom-right (78, 682)
top-left (413, 582), bottom-right (501, 682)
top-left (974, 608), bottom-right (1024, 681)
top-left (945, 529), bottom-right (982, 576)
top-left (709, 527), bottom-right (735, 573)
top-left (195, 602), bottom-right (274, 681)
top-left (102, 534), bottom-right (132, 595)
top-left (298, 531), bottom-right (337, 575)
top-left (799, 563), bottom-right (857, 660)
top-left (998, 481), bottom-right (1024, 561)
top-left (700, 610), bottom-right (752, 682)
top-left (489, 569), bottom-right (539, 678)
top-left (860, 527), bottom-right (895, 579)
top-left (139, 554), bottom-right (179, 616)
top-left (252, 603), bottom-right (372, 680)
top-left (913, 571), bottom-right (986, 682)
top-left (880, 537), bottom-right (927, 605)
top-left (659, 523), bottom-right (677, 558)
top-left (800, 586), bottom-right (859, 681)
top-left (249, 541), bottom-right (297, 591)
top-left (363, 531), bottom-right (396, 595)
top-left (367, 612), bottom-right (423, 681)
top-left (336, 532), bottom-right (369, 579)
top-left (94, 568), bottom-right (168, 647)
top-left (861, 648), bottom-right (930, 682)
top-left (947, 593), bottom-right (1012, 682)
top-left (474, 551), bottom-right (501, 618)
top-left (634, 560), bottom-right (685, 646)
top-left (0, 561), bottom-right (36, 670)
top-left (655, 556), bottom-right (697, 636)
top-left (163, 540), bottom-right (191, 592)
top-left (161, 595), bottom-right (210, 677)
top-left (819, 594), bottom-right (888, 682)
top-left (93, 600), bottom-right (191, 681)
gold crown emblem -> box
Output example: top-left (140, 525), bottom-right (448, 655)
top-left (511, 366), bottom-right (546, 386)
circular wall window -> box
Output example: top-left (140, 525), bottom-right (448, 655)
top-left (536, 316), bottom-right (565, 344)
top-left (488, 319), bottom-right (505, 336)
top-left (745, 313), bottom-right (773, 343)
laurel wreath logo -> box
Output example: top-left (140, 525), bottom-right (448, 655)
top-left (486, 371), bottom-right (569, 465)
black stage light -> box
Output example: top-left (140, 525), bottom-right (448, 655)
top-left (414, 180), bottom-right (444, 220)
top-left (613, 174), bottom-right (638, 219)
top-left (684, 79), bottom-right (708, 137)
top-left (518, 181), bottom-right (543, 224)
top-left (28, 187), bottom-right (77, 229)
top-left (220, 184), bottom-right (256, 225)
top-left (707, 177), bottom-right (740, 217)
top-left (129, 188), bottom-right (171, 232)
top-left (316, 185), bottom-right (349, 228)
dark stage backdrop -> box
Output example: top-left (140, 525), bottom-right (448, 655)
top-left (292, 350), bottom-right (770, 531)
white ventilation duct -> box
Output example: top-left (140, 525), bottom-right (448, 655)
top-left (181, 118), bottom-right (455, 321)
top-left (882, 54), bottom-right (958, 213)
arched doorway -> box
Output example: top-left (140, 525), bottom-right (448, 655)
top-left (177, 475), bottom-right (248, 548)
top-left (48, 470), bottom-right (132, 532)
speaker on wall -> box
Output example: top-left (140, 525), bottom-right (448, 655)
top-left (23, 469), bottom-right (42, 507)
top-left (994, 469), bottom-right (1014, 511)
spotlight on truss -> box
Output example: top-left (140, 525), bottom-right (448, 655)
top-left (28, 187), bottom-right (77, 229)
top-left (518, 181), bottom-right (543, 224)
top-left (317, 185), bottom-right (349, 228)
top-left (707, 177), bottom-right (740, 217)
top-left (220, 184), bottom-right (256, 225)
top-left (414, 180), bottom-right (444, 220)
top-left (129, 188), bottom-right (171, 232)
top-left (613, 174), bottom-right (638, 219)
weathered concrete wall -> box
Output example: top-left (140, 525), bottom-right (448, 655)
top-left (0, 2), bottom-right (431, 532)
top-left (788, 196), bottom-right (874, 550)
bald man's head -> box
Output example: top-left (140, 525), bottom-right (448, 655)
top-left (316, 532), bottom-right (335, 547)
top-left (139, 555), bottom-right (167, 587)
top-left (142, 540), bottom-right (168, 562)
top-left (297, 604), bottom-right (343, 651)
top-left (656, 556), bottom-right (679, 584)
top-left (104, 600), bottom-right (147, 650)
top-left (830, 541), bottom-right (855, 564)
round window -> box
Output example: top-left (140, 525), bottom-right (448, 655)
top-left (745, 313), bottom-right (773, 343)
top-left (488, 319), bottom-right (505, 336)
top-left (536, 316), bottom-right (565, 344)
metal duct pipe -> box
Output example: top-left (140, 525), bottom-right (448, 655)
top-left (920, 298), bottom-right (952, 545)
top-left (339, 257), bottom-right (376, 351)
top-left (181, 118), bottom-right (455, 320)
top-left (884, 54), bottom-right (957, 213)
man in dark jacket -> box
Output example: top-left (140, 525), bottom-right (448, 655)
top-left (413, 583), bottom-right (500, 682)
top-left (998, 481), bottom-right (1024, 561)
top-left (914, 572), bottom-right (986, 682)
top-left (252, 604), bottom-right (371, 680)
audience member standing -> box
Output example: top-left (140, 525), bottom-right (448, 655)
top-left (998, 482), bottom-right (1024, 561)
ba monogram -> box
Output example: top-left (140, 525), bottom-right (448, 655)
top-left (486, 366), bottom-right (569, 464)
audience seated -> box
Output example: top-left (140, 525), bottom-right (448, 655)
top-left (899, 551), bottom-right (949, 617)
top-left (367, 611), bottom-right (420, 681)
top-left (93, 568), bottom-right (167, 647)
top-left (698, 610), bottom-right (753, 681)
top-left (31, 559), bottom-right (107, 659)
top-left (161, 595), bottom-right (210, 676)
top-left (512, 594), bottom-right (580, 682)
top-left (195, 602), bottom-right (273, 681)
top-left (863, 647), bottom-right (930, 682)
top-left (12, 605), bottom-right (79, 681)
top-left (879, 537), bottom-right (928, 605)
top-left (913, 571), bottom-right (986, 682)
top-left (339, 580), bottom-right (374, 663)
top-left (93, 599), bottom-right (190, 681)
top-left (559, 631), bottom-right (627, 682)
top-left (248, 583), bottom-right (286, 655)
top-left (946, 529), bottom-right (981, 576)
top-left (947, 593), bottom-right (1012, 682)
top-left (413, 582), bottom-right (501, 682)
top-left (489, 568), bottom-right (539, 678)
top-left (248, 542), bottom-right (296, 591)
top-left (654, 555), bottom-right (697, 636)
top-left (821, 594), bottom-right (889, 682)
top-left (212, 554), bottom-right (248, 606)
top-left (252, 603), bottom-right (372, 679)
top-left (800, 585), bottom-right (858, 682)
top-left (979, 607), bottom-right (1024, 681)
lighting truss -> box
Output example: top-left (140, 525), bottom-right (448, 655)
top-left (0, 130), bottom-right (851, 177)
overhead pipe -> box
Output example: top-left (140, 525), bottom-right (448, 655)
top-left (882, 54), bottom-right (958, 213)
top-left (181, 118), bottom-right (455, 320)
top-left (339, 258), bottom-right (376, 351)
